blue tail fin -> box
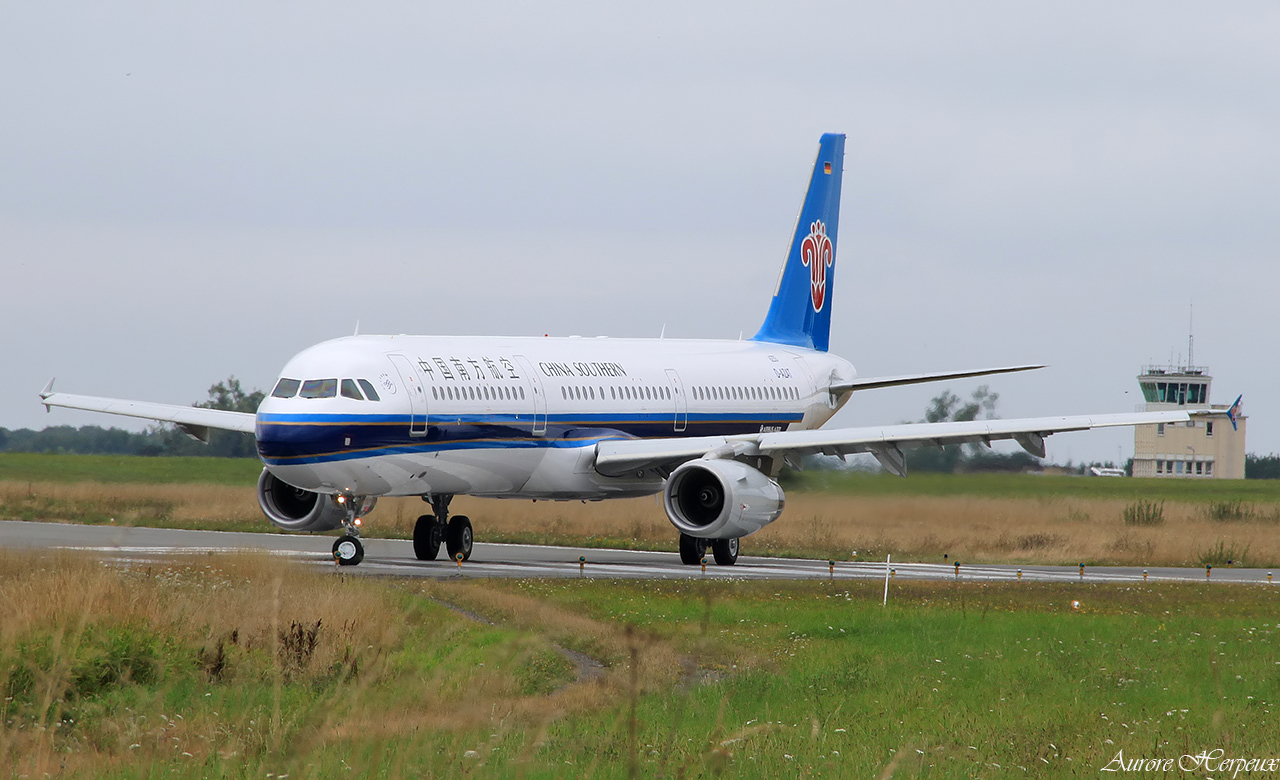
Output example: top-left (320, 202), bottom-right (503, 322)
top-left (752, 133), bottom-right (845, 352)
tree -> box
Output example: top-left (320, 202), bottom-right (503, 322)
top-left (150, 376), bottom-right (265, 458)
top-left (198, 377), bottom-right (265, 415)
top-left (1246, 454), bottom-right (1280, 480)
top-left (904, 385), bottom-right (1040, 473)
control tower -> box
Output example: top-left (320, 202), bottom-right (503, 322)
top-left (1132, 362), bottom-right (1245, 478)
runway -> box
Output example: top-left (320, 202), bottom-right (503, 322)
top-left (2, 519), bottom-right (1275, 585)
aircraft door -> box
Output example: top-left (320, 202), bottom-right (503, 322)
top-left (387, 354), bottom-right (429, 436)
top-left (513, 355), bottom-right (548, 436)
top-left (665, 368), bottom-right (688, 432)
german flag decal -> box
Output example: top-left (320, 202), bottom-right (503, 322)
top-left (823, 161), bottom-right (832, 174)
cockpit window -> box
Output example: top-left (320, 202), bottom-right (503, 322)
top-left (340, 379), bottom-right (364, 400)
top-left (358, 379), bottom-right (381, 401)
top-left (271, 378), bottom-right (301, 398)
top-left (299, 379), bottom-right (338, 398)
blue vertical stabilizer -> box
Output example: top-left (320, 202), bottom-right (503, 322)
top-left (752, 133), bottom-right (845, 352)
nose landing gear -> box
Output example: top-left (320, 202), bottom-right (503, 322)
top-left (332, 493), bottom-right (369, 566)
top-left (332, 535), bottom-right (364, 566)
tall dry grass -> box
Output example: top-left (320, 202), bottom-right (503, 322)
top-left (7, 479), bottom-right (1278, 566)
top-left (0, 550), bottom-right (723, 777)
top-left (0, 480), bottom-right (261, 527)
top-left (381, 492), bottom-right (1280, 567)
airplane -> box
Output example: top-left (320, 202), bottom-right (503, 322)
top-left (39, 133), bottom-right (1192, 567)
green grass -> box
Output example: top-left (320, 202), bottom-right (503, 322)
top-left (0, 452), bottom-right (261, 485)
top-left (9, 552), bottom-right (1279, 778)
top-left (491, 578), bottom-right (1280, 778)
top-left (8, 453), bottom-right (1280, 500)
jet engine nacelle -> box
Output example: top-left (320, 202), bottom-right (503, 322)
top-left (662, 459), bottom-right (785, 540)
top-left (256, 469), bottom-right (375, 533)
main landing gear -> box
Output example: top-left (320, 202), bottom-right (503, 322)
top-left (414, 494), bottom-right (473, 562)
top-left (678, 533), bottom-right (739, 566)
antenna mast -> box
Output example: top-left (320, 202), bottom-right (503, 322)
top-left (1187, 303), bottom-right (1194, 369)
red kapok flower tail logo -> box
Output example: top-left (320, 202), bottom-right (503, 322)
top-left (800, 220), bottom-right (834, 312)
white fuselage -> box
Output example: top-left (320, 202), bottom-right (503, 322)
top-left (255, 335), bottom-right (855, 500)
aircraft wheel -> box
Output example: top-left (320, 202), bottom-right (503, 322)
top-left (446, 515), bottom-right (473, 561)
top-left (333, 535), bottom-right (364, 566)
top-left (712, 538), bottom-right (739, 566)
top-left (413, 514), bottom-right (441, 560)
top-left (679, 533), bottom-right (708, 565)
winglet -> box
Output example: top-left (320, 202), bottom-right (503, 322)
top-left (40, 378), bottom-right (55, 411)
top-left (1227, 394), bottom-right (1243, 431)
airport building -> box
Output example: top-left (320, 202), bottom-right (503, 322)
top-left (1131, 363), bottom-right (1245, 479)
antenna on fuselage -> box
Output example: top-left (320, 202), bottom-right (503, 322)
top-left (660, 324), bottom-right (666, 339)
top-left (354, 320), bottom-right (361, 336)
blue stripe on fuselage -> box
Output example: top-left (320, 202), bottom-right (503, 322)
top-left (255, 412), bottom-right (801, 466)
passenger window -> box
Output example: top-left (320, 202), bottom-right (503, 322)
top-left (358, 379), bottom-right (381, 402)
top-left (519, 387), bottom-right (525, 400)
top-left (300, 379), bottom-right (338, 398)
top-left (470, 387), bottom-right (477, 400)
top-left (432, 387), bottom-right (439, 400)
top-left (271, 378), bottom-right (301, 398)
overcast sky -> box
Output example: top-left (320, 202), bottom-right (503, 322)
top-left (3, 1), bottom-right (1277, 466)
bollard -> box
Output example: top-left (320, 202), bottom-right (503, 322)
top-left (1143, 569), bottom-right (1148, 582)
top-left (828, 560), bottom-right (835, 577)
top-left (953, 561), bottom-right (960, 578)
top-left (579, 555), bottom-right (586, 576)
top-left (701, 556), bottom-right (707, 574)
top-left (456, 552), bottom-right (464, 569)
top-left (1206, 564), bottom-right (1212, 579)
top-left (1017, 569), bottom-right (1022, 581)
top-left (1079, 563), bottom-right (1085, 579)
top-left (890, 568), bottom-right (896, 580)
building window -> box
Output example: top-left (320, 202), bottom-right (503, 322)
top-left (1156, 423), bottom-right (1165, 436)
top-left (1206, 422), bottom-right (1214, 437)
top-left (1156, 461), bottom-right (1163, 474)
top-left (1195, 461), bottom-right (1203, 475)
top-left (1206, 461), bottom-right (1214, 476)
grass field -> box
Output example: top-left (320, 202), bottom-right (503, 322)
top-left (3, 550), bottom-right (1278, 778)
top-left (5, 453), bottom-right (1280, 566)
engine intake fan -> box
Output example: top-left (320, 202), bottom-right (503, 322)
top-left (662, 459), bottom-right (785, 540)
top-left (256, 469), bottom-right (375, 533)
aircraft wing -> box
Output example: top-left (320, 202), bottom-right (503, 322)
top-left (832, 364), bottom-right (1044, 393)
top-left (594, 410), bottom-right (1190, 477)
top-left (39, 381), bottom-right (256, 443)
